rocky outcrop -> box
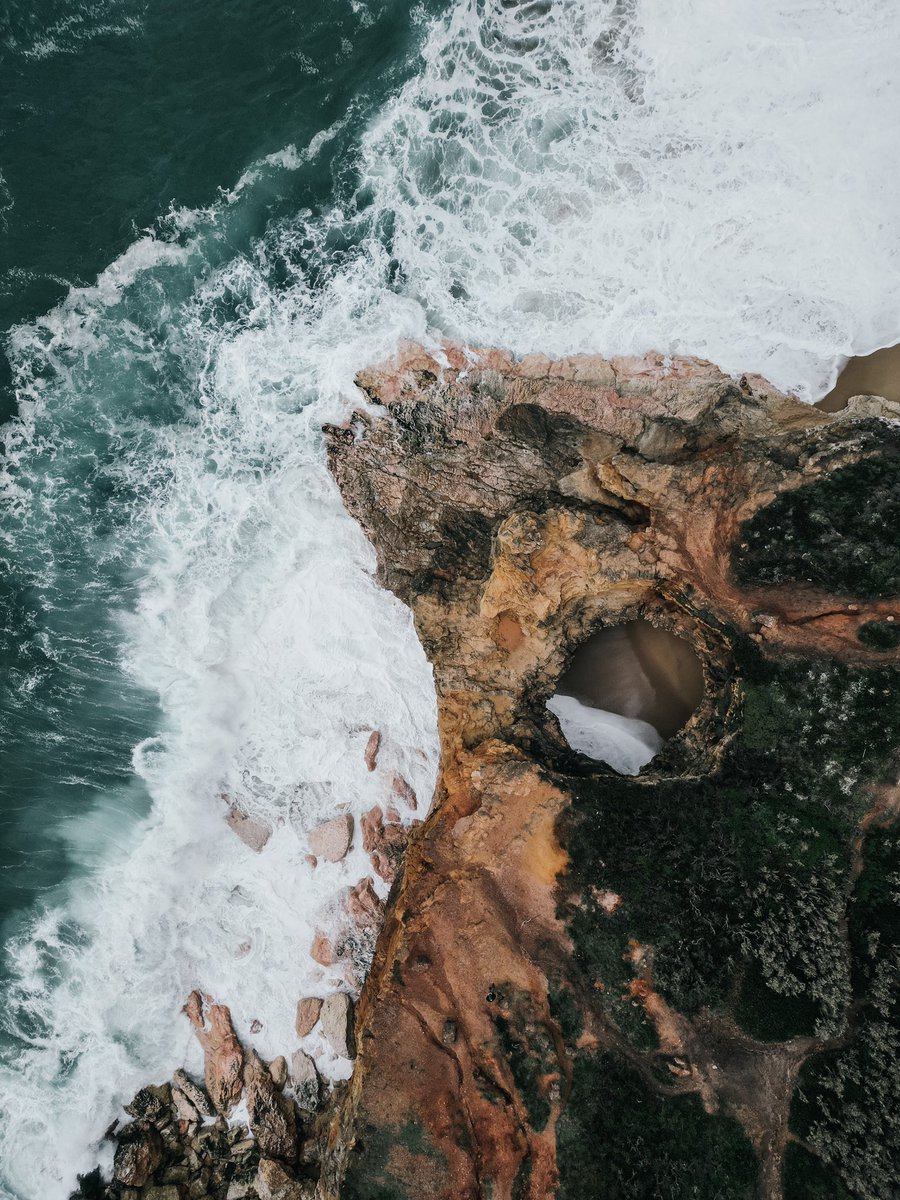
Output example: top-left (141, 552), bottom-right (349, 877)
top-left (322, 345), bottom-right (900, 1200)
top-left (184, 992), bottom-right (245, 1115)
top-left (360, 806), bottom-right (408, 884)
top-left (243, 1051), bottom-right (297, 1161)
top-left (72, 1010), bottom-right (333, 1200)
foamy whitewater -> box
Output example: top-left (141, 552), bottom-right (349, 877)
top-left (1, 0), bottom-right (899, 1195)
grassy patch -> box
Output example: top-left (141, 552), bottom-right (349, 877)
top-left (733, 449), bottom-right (900, 599)
top-left (556, 1051), bottom-right (757, 1200)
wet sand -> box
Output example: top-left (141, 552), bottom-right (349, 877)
top-left (556, 620), bottom-right (705, 740)
top-left (816, 344), bottom-right (900, 412)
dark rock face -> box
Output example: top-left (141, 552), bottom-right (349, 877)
top-left (244, 1051), bottom-right (298, 1162)
top-left (112, 1124), bottom-right (163, 1187)
top-left (323, 345), bottom-right (900, 1200)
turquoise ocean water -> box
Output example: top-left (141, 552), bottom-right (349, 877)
top-left (1, 1), bottom-right (899, 1195)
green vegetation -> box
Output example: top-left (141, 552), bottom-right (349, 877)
top-left (857, 620), bottom-right (900, 650)
top-left (560, 642), bottom-right (900, 1039)
top-left (556, 640), bottom-right (900, 1196)
top-left (787, 824), bottom-right (900, 1200)
top-left (342, 1119), bottom-right (446, 1200)
top-left (733, 450), bottom-right (900, 599)
top-left (556, 1052), bottom-right (757, 1200)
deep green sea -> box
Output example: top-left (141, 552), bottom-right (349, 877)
top-left (1, 0), bottom-right (898, 1195)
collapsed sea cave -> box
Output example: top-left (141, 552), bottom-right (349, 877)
top-left (546, 618), bottom-right (706, 774)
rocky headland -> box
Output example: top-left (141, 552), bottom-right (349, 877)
top-left (77, 347), bottom-right (900, 1200)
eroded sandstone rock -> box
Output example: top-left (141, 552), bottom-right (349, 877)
top-left (322, 344), bottom-right (900, 1200)
top-left (183, 991), bottom-right (244, 1114)
top-left (295, 996), bottom-right (322, 1038)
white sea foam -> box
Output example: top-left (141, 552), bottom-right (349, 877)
top-left (547, 695), bottom-right (662, 775)
top-left (365, 0), bottom-right (900, 398)
top-left (2, 1), bottom-right (900, 1197)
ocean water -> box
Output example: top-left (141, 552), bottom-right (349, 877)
top-left (1, 1), bottom-right (899, 1196)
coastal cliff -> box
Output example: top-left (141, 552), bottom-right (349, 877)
top-left (322, 346), bottom-right (900, 1200)
top-left (78, 347), bottom-right (900, 1200)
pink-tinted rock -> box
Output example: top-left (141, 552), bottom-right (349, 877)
top-left (226, 806), bottom-right (272, 852)
top-left (346, 876), bottom-right (383, 931)
top-left (307, 813), bottom-right (353, 863)
top-left (391, 774), bottom-right (418, 811)
top-left (269, 1055), bottom-right (288, 1089)
top-left (364, 730), bottom-right (381, 772)
top-left (294, 996), bottom-right (322, 1038)
top-left (361, 805), bottom-right (408, 884)
top-left (183, 990), bottom-right (244, 1114)
top-left (310, 930), bottom-right (336, 967)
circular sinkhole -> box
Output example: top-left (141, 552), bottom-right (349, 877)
top-left (547, 619), bottom-right (705, 775)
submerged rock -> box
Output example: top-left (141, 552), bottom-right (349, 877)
top-left (225, 805), bottom-right (272, 853)
top-left (363, 730), bottom-right (381, 771)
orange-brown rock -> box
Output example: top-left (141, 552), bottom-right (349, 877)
top-left (322, 344), bottom-right (900, 1200)
top-left (295, 996), bottom-right (323, 1038)
top-left (183, 990), bottom-right (245, 1114)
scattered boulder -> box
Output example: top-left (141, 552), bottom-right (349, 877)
top-left (361, 805), bottom-right (408, 884)
top-left (307, 814), bottom-right (353, 863)
top-left (124, 1084), bottom-right (171, 1125)
top-left (269, 1056), bottom-right (288, 1089)
top-left (294, 997), bottom-right (322, 1038)
top-left (183, 991), bottom-right (245, 1114)
top-left (310, 930), bottom-right (336, 967)
top-left (289, 1050), bottom-right (320, 1113)
top-left (171, 1086), bottom-right (200, 1126)
top-left (112, 1123), bottom-right (163, 1187)
top-left (364, 730), bottom-right (381, 771)
top-left (173, 1069), bottom-right (214, 1119)
top-left (243, 1050), bottom-right (298, 1161)
top-left (320, 992), bottom-right (355, 1059)
top-left (226, 806), bottom-right (272, 853)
